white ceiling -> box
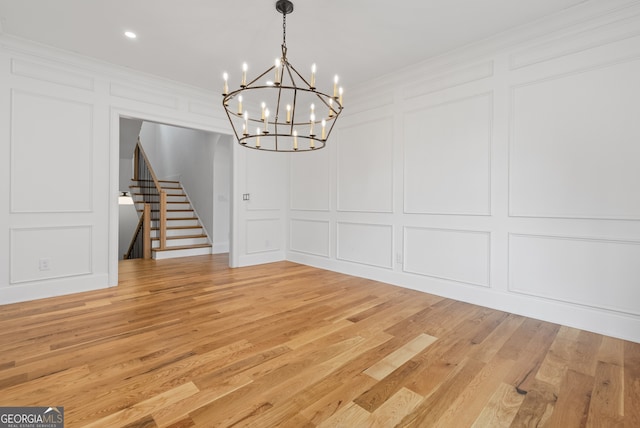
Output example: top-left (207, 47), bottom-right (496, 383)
top-left (0, 0), bottom-right (590, 91)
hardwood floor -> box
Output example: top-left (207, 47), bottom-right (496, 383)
top-left (0, 254), bottom-right (638, 427)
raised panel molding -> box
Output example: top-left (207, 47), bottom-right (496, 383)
top-left (290, 149), bottom-right (330, 212)
top-left (509, 233), bottom-right (640, 316)
top-left (337, 116), bottom-right (394, 213)
top-left (11, 58), bottom-right (95, 90)
top-left (246, 149), bottom-right (286, 212)
top-left (188, 100), bottom-right (218, 117)
top-left (10, 226), bottom-right (92, 284)
top-left (10, 90), bottom-right (93, 213)
top-left (404, 92), bottom-right (492, 216)
top-left (404, 227), bottom-right (491, 287)
top-left (110, 83), bottom-right (179, 109)
top-left (289, 219), bottom-right (330, 257)
top-left (403, 61), bottom-right (494, 99)
top-left (509, 14), bottom-right (640, 70)
top-left (509, 58), bottom-right (640, 220)
top-left (246, 218), bottom-right (281, 254)
top-left (336, 222), bottom-right (393, 269)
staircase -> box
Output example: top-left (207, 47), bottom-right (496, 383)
top-left (129, 179), bottom-right (212, 260)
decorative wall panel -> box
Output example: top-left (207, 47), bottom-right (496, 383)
top-left (12, 58), bottom-right (94, 90)
top-left (509, 234), bottom-right (640, 316)
top-left (11, 91), bottom-right (93, 212)
top-left (10, 226), bottom-right (92, 283)
top-left (110, 83), bottom-right (178, 109)
top-left (246, 150), bottom-right (286, 211)
top-left (404, 227), bottom-right (491, 287)
top-left (290, 149), bottom-right (330, 211)
top-left (509, 58), bottom-right (640, 219)
top-left (246, 219), bottom-right (280, 254)
top-left (337, 117), bottom-right (394, 213)
top-left (290, 219), bottom-right (330, 257)
top-left (337, 222), bottom-right (393, 268)
top-left (404, 93), bottom-right (492, 215)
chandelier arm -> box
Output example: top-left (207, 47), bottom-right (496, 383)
top-left (313, 92), bottom-right (340, 117)
top-left (274, 83), bottom-right (285, 150)
top-left (324, 114), bottom-right (339, 141)
top-left (222, 103), bottom-right (242, 142)
top-left (290, 86), bottom-right (298, 129)
top-left (286, 62), bottom-right (313, 92)
top-left (243, 65), bottom-right (276, 89)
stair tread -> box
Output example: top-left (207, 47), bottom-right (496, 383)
top-left (153, 243), bottom-right (212, 252)
top-left (151, 234), bottom-right (208, 241)
top-left (152, 225), bottom-right (202, 230)
top-left (160, 217), bottom-right (199, 221)
top-left (133, 179), bottom-right (180, 184)
top-left (130, 185), bottom-right (182, 190)
top-left (136, 209), bottom-right (194, 212)
top-left (132, 192), bottom-right (186, 195)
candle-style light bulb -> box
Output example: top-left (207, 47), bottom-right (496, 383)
top-left (286, 104), bottom-right (291, 123)
top-left (293, 130), bottom-right (298, 151)
top-left (264, 109), bottom-right (270, 133)
top-left (310, 103), bottom-right (315, 116)
top-left (339, 87), bottom-right (344, 106)
top-left (275, 58), bottom-right (281, 85)
top-left (237, 95), bottom-right (243, 115)
top-left (261, 102), bottom-right (266, 120)
top-left (310, 63), bottom-right (316, 89)
top-left (241, 63), bottom-right (248, 87)
top-left (309, 113), bottom-right (315, 136)
top-left (256, 127), bottom-right (261, 148)
top-left (223, 72), bottom-right (229, 95)
top-left (333, 75), bottom-right (339, 98)
top-left (243, 111), bottom-right (249, 136)
top-left (328, 99), bottom-right (334, 118)
top-left (321, 119), bottom-right (327, 140)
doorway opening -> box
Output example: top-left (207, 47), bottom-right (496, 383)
top-left (116, 117), bottom-right (233, 269)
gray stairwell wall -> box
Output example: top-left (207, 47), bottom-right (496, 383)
top-left (139, 122), bottom-right (231, 253)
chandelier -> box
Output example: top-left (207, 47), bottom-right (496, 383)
top-left (222, 0), bottom-right (343, 152)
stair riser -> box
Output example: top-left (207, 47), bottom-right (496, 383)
top-left (152, 247), bottom-right (212, 260)
top-left (151, 228), bottom-right (203, 238)
top-left (132, 196), bottom-right (188, 203)
top-left (140, 211), bottom-right (196, 219)
top-left (152, 219), bottom-right (200, 227)
top-left (130, 187), bottom-right (184, 196)
top-left (152, 237), bottom-right (210, 249)
top-left (161, 188), bottom-right (184, 195)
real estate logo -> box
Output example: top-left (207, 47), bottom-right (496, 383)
top-left (0, 407), bottom-right (64, 428)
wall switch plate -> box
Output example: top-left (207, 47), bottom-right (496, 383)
top-left (242, 193), bottom-right (250, 201)
top-left (39, 258), bottom-right (51, 271)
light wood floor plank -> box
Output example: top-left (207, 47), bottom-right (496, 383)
top-left (0, 254), bottom-right (637, 427)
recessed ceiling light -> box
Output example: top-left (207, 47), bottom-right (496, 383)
top-left (124, 31), bottom-right (137, 39)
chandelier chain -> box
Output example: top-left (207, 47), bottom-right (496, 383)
top-left (282, 11), bottom-right (287, 49)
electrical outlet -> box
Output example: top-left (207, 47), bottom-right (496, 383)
top-left (396, 253), bottom-right (403, 264)
top-left (242, 193), bottom-right (250, 201)
top-left (39, 258), bottom-right (51, 271)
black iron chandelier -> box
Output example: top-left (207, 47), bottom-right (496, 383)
top-left (222, 0), bottom-right (343, 152)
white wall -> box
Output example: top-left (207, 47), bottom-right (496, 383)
top-left (213, 135), bottom-right (232, 253)
top-left (286, 0), bottom-right (640, 343)
top-left (0, 34), bottom-right (287, 304)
